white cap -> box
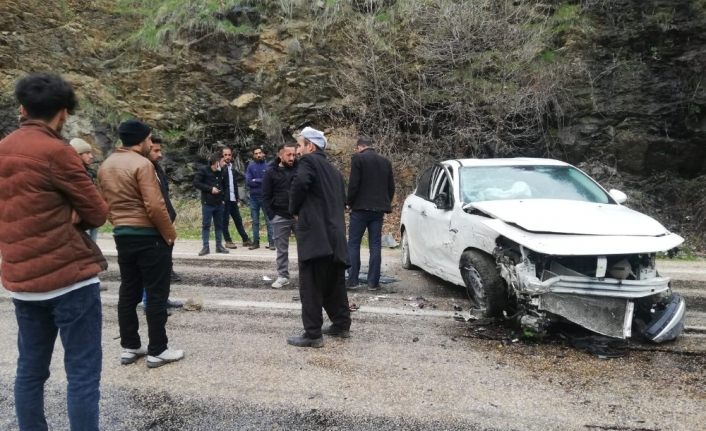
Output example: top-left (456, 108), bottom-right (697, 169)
top-left (300, 126), bottom-right (327, 150)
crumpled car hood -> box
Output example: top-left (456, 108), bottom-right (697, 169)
top-left (470, 199), bottom-right (669, 236)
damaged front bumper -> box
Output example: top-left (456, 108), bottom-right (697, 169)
top-left (500, 260), bottom-right (686, 343)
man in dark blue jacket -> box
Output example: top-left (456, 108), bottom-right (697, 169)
top-left (193, 153), bottom-right (229, 256)
top-left (245, 147), bottom-right (273, 249)
top-left (287, 127), bottom-right (351, 348)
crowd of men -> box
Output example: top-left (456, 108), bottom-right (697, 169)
top-left (0, 72), bottom-right (395, 429)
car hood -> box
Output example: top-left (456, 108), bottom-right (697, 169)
top-left (470, 199), bottom-right (670, 236)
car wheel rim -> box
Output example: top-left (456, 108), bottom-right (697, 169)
top-left (464, 265), bottom-right (487, 304)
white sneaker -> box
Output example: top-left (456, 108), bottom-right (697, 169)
top-left (271, 277), bottom-right (290, 289)
top-left (146, 348), bottom-right (184, 368)
top-left (121, 346), bottom-right (147, 365)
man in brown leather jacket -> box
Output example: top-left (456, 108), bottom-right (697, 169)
top-left (98, 119), bottom-right (184, 368)
top-left (0, 73), bottom-right (108, 430)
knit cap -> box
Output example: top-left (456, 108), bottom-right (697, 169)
top-left (118, 119), bottom-right (151, 147)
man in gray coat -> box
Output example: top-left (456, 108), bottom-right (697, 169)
top-left (287, 127), bottom-right (351, 348)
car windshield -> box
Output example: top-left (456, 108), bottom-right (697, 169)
top-left (459, 165), bottom-right (612, 204)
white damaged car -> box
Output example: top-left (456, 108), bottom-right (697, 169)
top-left (400, 158), bottom-right (686, 342)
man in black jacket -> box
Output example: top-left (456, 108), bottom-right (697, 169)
top-left (221, 146), bottom-right (251, 249)
top-left (193, 153), bottom-right (229, 256)
top-left (146, 137), bottom-right (183, 299)
top-left (262, 142), bottom-right (297, 288)
top-left (287, 127), bottom-right (351, 348)
top-left (346, 137), bottom-right (395, 291)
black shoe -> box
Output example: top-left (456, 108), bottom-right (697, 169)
top-left (248, 242), bottom-right (260, 250)
top-left (242, 239), bottom-right (252, 247)
top-left (267, 244), bottom-right (276, 250)
top-left (367, 285), bottom-right (381, 291)
top-left (322, 325), bottom-right (350, 338)
top-left (171, 271), bottom-right (182, 283)
top-left (198, 247), bottom-right (210, 256)
top-left (215, 245), bottom-right (230, 253)
top-left (287, 334), bottom-right (324, 348)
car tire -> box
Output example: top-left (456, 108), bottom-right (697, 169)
top-left (460, 250), bottom-right (507, 317)
top-left (401, 229), bottom-right (414, 270)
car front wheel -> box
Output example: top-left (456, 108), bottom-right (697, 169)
top-left (460, 250), bottom-right (507, 317)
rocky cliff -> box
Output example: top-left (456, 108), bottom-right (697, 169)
top-left (1, 0), bottom-right (704, 248)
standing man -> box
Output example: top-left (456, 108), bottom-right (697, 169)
top-left (346, 137), bottom-right (395, 291)
top-left (262, 142), bottom-right (298, 288)
top-left (147, 136), bottom-right (183, 294)
top-left (245, 146), bottom-right (274, 250)
top-left (193, 152), bottom-right (229, 256)
top-left (98, 119), bottom-right (184, 368)
top-left (70, 137), bottom-right (100, 242)
top-left (1, 73), bottom-right (108, 430)
top-left (221, 146), bottom-right (252, 249)
top-left (287, 127), bottom-right (351, 348)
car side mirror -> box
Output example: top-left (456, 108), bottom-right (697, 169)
top-left (433, 192), bottom-right (451, 210)
top-left (609, 189), bottom-right (627, 204)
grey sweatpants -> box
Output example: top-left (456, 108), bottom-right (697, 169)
top-left (272, 215), bottom-right (296, 278)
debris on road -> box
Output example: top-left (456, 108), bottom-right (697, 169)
top-left (183, 297), bottom-right (203, 311)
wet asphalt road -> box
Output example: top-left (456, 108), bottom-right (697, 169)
top-left (0, 238), bottom-right (704, 430)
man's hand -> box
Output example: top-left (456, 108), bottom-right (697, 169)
top-left (211, 187), bottom-right (220, 194)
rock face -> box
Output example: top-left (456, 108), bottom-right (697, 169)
top-left (560, 0), bottom-right (706, 179)
top-left (0, 0), bottom-right (704, 246)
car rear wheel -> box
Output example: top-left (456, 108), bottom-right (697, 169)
top-left (460, 250), bottom-right (507, 317)
top-left (401, 229), bottom-right (414, 270)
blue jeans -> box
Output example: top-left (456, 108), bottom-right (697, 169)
top-left (249, 196), bottom-right (273, 245)
top-left (13, 283), bottom-right (102, 431)
top-left (347, 210), bottom-right (384, 287)
top-left (201, 203), bottom-right (224, 248)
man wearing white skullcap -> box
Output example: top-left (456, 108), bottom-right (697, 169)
top-left (287, 127), bottom-right (351, 347)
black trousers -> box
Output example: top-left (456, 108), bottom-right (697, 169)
top-left (115, 235), bottom-right (172, 356)
top-left (299, 256), bottom-right (351, 338)
top-left (222, 200), bottom-right (249, 243)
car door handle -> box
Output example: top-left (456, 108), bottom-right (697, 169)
top-left (421, 210), bottom-right (427, 217)
top-left (449, 228), bottom-right (458, 233)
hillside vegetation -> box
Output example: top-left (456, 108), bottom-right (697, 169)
top-left (0, 0), bottom-right (704, 250)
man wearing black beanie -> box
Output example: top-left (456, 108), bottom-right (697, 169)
top-left (98, 119), bottom-right (184, 368)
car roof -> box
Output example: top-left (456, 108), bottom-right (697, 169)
top-left (445, 158), bottom-right (571, 168)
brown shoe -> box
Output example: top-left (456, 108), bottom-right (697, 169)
top-left (248, 242), bottom-right (260, 250)
top-left (242, 239), bottom-right (252, 247)
top-left (225, 241), bottom-right (238, 249)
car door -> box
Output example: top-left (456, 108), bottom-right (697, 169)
top-left (419, 164), bottom-right (458, 280)
top-left (402, 166), bottom-right (434, 267)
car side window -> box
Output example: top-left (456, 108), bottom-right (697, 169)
top-left (429, 166), bottom-right (453, 209)
top-left (415, 167), bottom-right (434, 200)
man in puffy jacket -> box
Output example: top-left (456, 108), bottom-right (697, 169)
top-left (262, 142), bottom-right (297, 288)
top-left (193, 152), bottom-right (230, 256)
top-left (98, 119), bottom-right (183, 369)
top-left (0, 73), bottom-right (108, 430)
